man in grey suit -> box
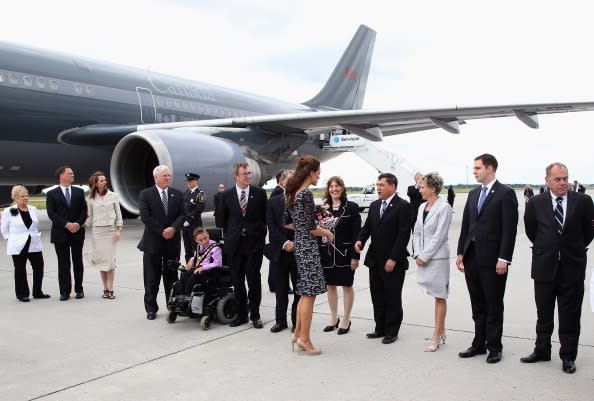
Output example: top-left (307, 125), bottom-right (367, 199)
top-left (456, 154), bottom-right (518, 364)
top-left (521, 163), bottom-right (594, 374)
top-left (137, 165), bottom-right (185, 320)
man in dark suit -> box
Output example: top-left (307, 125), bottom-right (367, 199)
top-left (181, 172), bottom-right (205, 262)
top-left (521, 163), bottom-right (594, 374)
top-left (265, 169), bottom-right (299, 333)
top-left (267, 169), bottom-right (285, 293)
top-left (407, 173), bottom-right (423, 229)
top-left (46, 166), bottom-right (88, 301)
top-left (220, 162), bottom-right (268, 328)
top-left (456, 154), bottom-right (518, 364)
top-left (137, 165), bottom-right (185, 320)
top-left (355, 173), bottom-right (411, 344)
top-left (213, 183), bottom-right (225, 229)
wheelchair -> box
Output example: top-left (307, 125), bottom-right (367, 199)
top-left (166, 228), bottom-right (237, 330)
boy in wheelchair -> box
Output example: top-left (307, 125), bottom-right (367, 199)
top-left (167, 227), bottom-right (237, 328)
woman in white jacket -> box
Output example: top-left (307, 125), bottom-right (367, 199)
top-left (1, 185), bottom-right (49, 302)
top-left (412, 172), bottom-right (452, 352)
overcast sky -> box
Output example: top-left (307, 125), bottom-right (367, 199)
top-left (2, 0), bottom-right (593, 187)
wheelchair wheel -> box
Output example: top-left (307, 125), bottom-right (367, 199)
top-left (166, 312), bottom-right (177, 324)
top-left (216, 292), bottom-right (237, 324)
top-left (200, 315), bottom-right (212, 330)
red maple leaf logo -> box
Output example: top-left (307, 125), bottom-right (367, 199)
top-left (344, 67), bottom-right (357, 81)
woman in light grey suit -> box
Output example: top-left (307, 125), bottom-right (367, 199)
top-left (412, 172), bottom-right (452, 352)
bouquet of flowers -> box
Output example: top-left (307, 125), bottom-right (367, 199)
top-left (315, 204), bottom-right (337, 243)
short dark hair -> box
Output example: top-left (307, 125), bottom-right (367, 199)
top-left (275, 169), bottom-right (285, 183)
top-left (474, 153), bottom-right (498, 171)
top-left (55, 165), bottom-right (71, 179)
top-left (378, 172), bottom-right (398, 188)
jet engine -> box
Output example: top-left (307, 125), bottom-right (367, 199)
top-left (110, 129), bottom-right (259, 215)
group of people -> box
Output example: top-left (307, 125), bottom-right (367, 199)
top-left (2, 154), bottom-right (593, 373)
top-left (1, 167), bottom-right (123, 302)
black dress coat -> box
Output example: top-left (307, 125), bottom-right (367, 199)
top-left (46, 186), bottom-right (87, 243)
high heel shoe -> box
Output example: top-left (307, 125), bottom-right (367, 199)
top-left (323, 317), bottom-right (340, 332)
top-left (337, 321), bottom-right (351, 335)
top-left (424, 334), bottom-right (446, 352)
top-left (296, 338), bottom-right (321, 356)
top-left (290, 335), bottom-right (301, 352)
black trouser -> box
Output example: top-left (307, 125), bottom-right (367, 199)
top-left (273, 251), bottom-right (299, 327)
top-left (229, 243), bottom-right (263, 321)
top-left (463, 244), bottom-right (508, 352)
top-left (143, 252), bottom-right (179, 313)
top-left (54, 238), bottom-right (84, 296)
top-left (182, 227), bottom-right (197, 263)
top-left (12, 237), bottom-right (45, 299)
top-left (368, 264), bottom-right (405, 337)
top-left (174, 269), bottom-right (205, 296)
top-left (533, 261), bottom-right (584, 361)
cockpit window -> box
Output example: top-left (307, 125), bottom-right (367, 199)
top-left (50, 80), bottom-right (58, 90)
top-left (23, 76), bottom-right (33, 87)
top-left (0, 72), bottom-right (4, 83)
top-left (8, 73), bottom-right (18, 84)
top-left (74, 83), bottom-right (83, 94)
top-left (37, 77), bottom-right (45, 88)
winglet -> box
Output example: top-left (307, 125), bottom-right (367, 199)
top-left (303, 25), bottom-right (376, 111)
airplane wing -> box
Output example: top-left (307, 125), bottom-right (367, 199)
top-left (137, 101), bottom-right (594, 141)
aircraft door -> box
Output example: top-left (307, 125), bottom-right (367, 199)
top-left (136, 87), bottom-right (157, 124)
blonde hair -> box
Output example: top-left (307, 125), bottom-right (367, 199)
top-left (11, 185), bottom-right (28, 202)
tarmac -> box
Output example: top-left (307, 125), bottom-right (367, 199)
top-left (1, 191), bottom-right (593, 401)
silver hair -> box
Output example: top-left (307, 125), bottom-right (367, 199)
top-left (280, 169), bottom-right (294, 182)
top-left (152, 165), bottom-right (170, 177)
top-left (422, 171), bottom-right (444, 194)
top-left (11, 185), bottom-right (28, 202)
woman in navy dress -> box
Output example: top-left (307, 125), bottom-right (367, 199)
top-left (284, 156), bottom-right (334, 355)
top-left (320, 176), bottom-right (361, 335)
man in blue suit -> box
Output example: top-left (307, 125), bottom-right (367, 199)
top-left (456, 154), bottom-right (518, 364)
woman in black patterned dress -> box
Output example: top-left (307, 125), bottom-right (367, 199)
top-left (284, 156), bottom-right (334, 355)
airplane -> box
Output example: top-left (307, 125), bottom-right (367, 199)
top-left (2, 24), bottom-right (594, 215)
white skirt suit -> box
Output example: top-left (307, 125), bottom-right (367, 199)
top-left (412, 196), bottom-right (452, 299)
top-left (85, 191), bottom-right (123, 271)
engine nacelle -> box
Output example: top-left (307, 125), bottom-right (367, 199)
top-left (110, 129), bottom-right (259, 215)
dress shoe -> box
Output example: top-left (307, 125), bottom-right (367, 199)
top-left (229, 317), bottom-right (249, 327)
top-left (270, 322), bottom-right (288, 333)
top-left (59, 294), bottom-right (70, 301)
top-left (323, 317), bottom-right (340, 332)
top-left (146, 312), bottom-right (156, 320)
top-left (520, 352), bottom-right (551, 363)
top-left (486, 351), bottom-right (502, 364)
top-left (458, 346), bottom-right (487, 358)
top-left (382, 335), bottom-right (397, 344)
top-left (33, 293), bottom-right (51, 299)
top-left (366, 331), bottom-right (384, 339)
top-left (337, 321), bottom-right (351, 335)
top-left (18, 297), bottom-right (30, 302)
top-left (252, 319), bottom-right (264, 329)
top-left (75, 291), bottom-right (85, 299)
top-left (562, 360), bottom-right (576, 374)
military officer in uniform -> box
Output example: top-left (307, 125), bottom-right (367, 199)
top-left (182, 173), bottom-right (206, 262)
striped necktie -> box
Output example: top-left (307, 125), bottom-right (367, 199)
top-left (240, 190), bottom-right (247, 216)
top-left (161, 190), bottom-right (168, 215)
top-left (380, 200), bottom-right (387, 218)
top-left (554, 197), bottom-right (564, 235)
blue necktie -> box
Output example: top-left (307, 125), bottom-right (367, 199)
top-left (65, 187), bottom-right (71, 207)
top-left (380, 200), bottom-right (387, 218)
top-left (477, 186), bottom-right (488, 213)
top-left (554, 197), bottom-right (564, 235)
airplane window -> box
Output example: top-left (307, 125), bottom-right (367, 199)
top-left (74, 83), bottom-right (83, 94)
top-left (50, 80), bottom-right (58, 90)
top-left (166, 99), bottom-right (172, 108)
top-left (86, 86), bottom-right (95, 96)
top-left (0, 72), bottom-right (4, 83)
top-left (157, 97), bottom-right (164, 106)
top-left (37, 78), bottom-right (45, 88)
top-left (9, 73), bottom-right (18, 84)
top-left (174, 100), bottom-right (181, 108)
top-left (23, 76), bottom-right (33, 87)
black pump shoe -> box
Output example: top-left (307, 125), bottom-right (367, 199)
top-left (337, 321), bottom-right (351, 335)
top-left (323, 317), bottom-right (340, 332)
